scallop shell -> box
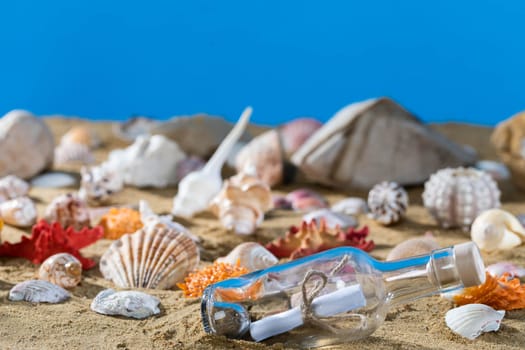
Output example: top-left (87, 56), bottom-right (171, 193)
top-left (44, 192), bottom-right (91, 230)
top-left (0, 196), bottom-right (37, 227)
top-left (486, 262), bottom-right (525, 279)
top-left (0, 175), bottom-right (30, 203)
top-left (423, 167), bottom-right (501, 230)
top-left (60, 126), bottom-right (101, 149)
top-left (367, 181), bottom-right (408, 225)
top-left (30, 172), bottom-right (78, 188)
top-left (216, 242), bottom-right (278, 272)
top-left (331, 197), bottom-right (368, 216)
top-left (386, 234), bottom-right (440, 261)
top-left (91, 289), bottom-right (160, 319)
top-left (54, 142), bottom-right (95, 165)
top-left (9, 280), bottom-right (70, 303)
top-left (38, 253), bottom-right (82, 288)
top-left (99, 224), bottom-right (199, 289)
top-left (445, 304), bottom-right (504, 340)
top-left (470, 209), bottom-right (525, 252)
top-left (139, 200), bottom-right (199, 242)
top-left (78, 165), bottom-right (124, 205)
top-left (302, 208), bottom-right (357, 229)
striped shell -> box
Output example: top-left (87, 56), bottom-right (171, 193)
top-left (44, 193), bottom-right (91, 230)
top-left (9, 280), bottom-right (70, 303)
top-left (216, 242), bottom-right (278, 272)
top-left (99, 224), bottom-right (199, 289)
top-left (38, 253), bottom-right (82, 288)
top-left (0, 196), bottom-right (37, 227)
top-left (423, 167), bottom-right (501, 230)
top-left (0, 175), bottom-right (30, 203)
top-left (367, 181), bottom-right (408, 225)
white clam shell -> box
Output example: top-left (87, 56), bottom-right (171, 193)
top-left (38, 253), bottom-right (82, 288)
top-left (445, 304), bottom-right (505, 340)
top-left (0, 175), bottom-right (30, 202)
top-left (471, 209), bottom-right (525, 251)
top-left (91, 289), bottom-right (160, 319)
top-left (331, 197), bottom-right (368, 216)
top-left (31, 172), bottom-right (78, 188)
top-left (0, 196), bottom-right (37, 227)
top-left (486, 261), bottom-right (525, 278)
top-left (368, 181), bottom-right (408, 225)
top-left (9, 280), bottom-right (70, 303)
top-left (302, 208), bottom-right (357, 229)
top-left (217, 242), bottom-right (278, 272)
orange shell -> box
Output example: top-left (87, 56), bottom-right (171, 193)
top-left (454, 272), bottom-right (525, 310)
top-left (99, 207), bottom-right (143, 240)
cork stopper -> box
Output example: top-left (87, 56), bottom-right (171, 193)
top-left (453, 242), bottom-right (486, 287)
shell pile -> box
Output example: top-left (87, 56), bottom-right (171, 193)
top-left (445, 304), bottom-right (504, 340)
top-left (91, 289), bottom-right (161, 319)
top-left (216, 242), bottom-right (278, 272)
top-left (44, 193), bottom-right (91, 230)
top-left (0, 196), bottom-right (37, 227)
top-left (367, 181), bottom-right (408, 225)
top-left (9, 280), bottom-right (70, 303)
top-left (38, 253), bottom-right (82, 288)
top-left (470, 209), bottom-right (525, 251)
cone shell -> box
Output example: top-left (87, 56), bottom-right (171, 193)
top-left (216, 242), bottom-right (278, 272)
top-left (470, 209), bottom-right (525, 252)
top-left (9, 280), bottom-right (70, 303)
top-left (44, 193), bottom-right (91, 230)
top-left (38, 253), bottom-right (82, 288)
top-left (445, 304), bottom-right (504, 340)
top-left (0, 196), bottom-right (37, 227)
top-left (368, 181), bottom-right (408, 225)
top-left (0, 175), bottom-right (30, 203)
top-left (99, 224), bottom-right (199, 289)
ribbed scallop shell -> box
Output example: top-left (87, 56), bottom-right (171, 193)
top-left (470, 209), bottom-right (525, 252)
top-left (0, 196), bottom-right (37, 227)
top-left (8, 280), bottom-right (70, 303)
top-left (38, 253), bottom-right (82, 288)
top-left (367, 181), bottom-right (408, 225)
top-left (423, 167), bottom-right (501, 230)
top-left (99, 224), bottom-right (199, 289)
top-left (445, 304), bottom-right (504, 340)
top-left (216, 242), bottom-right (278, 272)
top-left (44, 193), bottom-right (91, 230)
top-left (0, 175), bottom-right (30, 203)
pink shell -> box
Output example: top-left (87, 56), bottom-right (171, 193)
top-left (285, 188), bottom-right (329, 212)
top-left (280, 118), bottom-right (322, 157)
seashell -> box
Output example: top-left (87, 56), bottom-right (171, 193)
top-left (99, 207), bottom-right (144, 240)
top-left (78, 165), bottom-right (123, 205)
top-left (60, 126), bottom-right (101, 149)
top-left (302, 208), bottom-right (357, 229)
top-left (272, 194), bottom-right (293, 210)
top-left (8, 280), bottom-right (70, 303)
top-left (367, 181), bottom-right (408, 225)
top-left (138, 200), bottom-right (199, 241)
top-left (285, 188), bottom-right (329, 212)
top-left (30, 172), bottom-right (78, 188)
top-left (486, 262), bottom-right (525, 279)
top-left (99, 223), bottom-right (199, 289)
top-left (423, 167), bottom-right (501, 230)
top-left (38, 253), bottom-right (82, 288)
top-left (386, 233), bottom-right (440, 261)
top-left (91, 289), bottom-right (160, 319)
top-left (0, 196), bottom-right (37, 227)
top-left (216, 242), bottom-right (278, 272)
top-left (175, 156), bottom-right (206, 184)
top-left (331, 197), bottom-right (368, 216)
top-left (475, 160), bottom-right (510, 181)
top-left (44, 192), bottom-right (91, 230)
top-left (209, 171), bottom-right (273, 235)
top-left (0, 175), bottom-right (30, 202)
top-left (445, 304), bottom-right (504, 340)
top-left (0, 109), bottom-right (55, 179)
top-left (112, 116), bottom-right (158, 142)
top-left (54, 142), bottom-right (95, 165)
top-left (172, 107), bottom-right (252, 218)
top-left (235, 118), bottom-right (321, 187)
top-left (470, 209), bottom-right (525, 251)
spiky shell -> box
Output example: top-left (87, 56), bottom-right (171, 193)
top-left (445, 304), bottom-right (504, 340)
top-left (91, 289), bottom-right (160, 319)
top-left (0, 196), bottom-right (37, 227)
top-left (0, 175), bottom-right (30, 203)
top-left (44, 192), bottom-right (91, 230)
top-left (367, 181), bottom-right (408, 225)
top-left (423, 167), bottom-right (501, 230)
top-left (38, 253), bottom-right (82, 288)
top-left (99, 224), bottom-right (199, 289)
top-left (216, 242), bottom-right (278, 272)
top-left (9, 280), bottom-right (70, 303)
top-left (470, 209), bottom-right (525, 252)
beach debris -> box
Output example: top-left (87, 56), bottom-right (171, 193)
top-left (38, 253), bottom-right (82, 288)
top-left (423, 167), bottom-right (501, 230)
top-left (78, 165), bottom-right (124, 205)
top-left (172, 107), bottom-right (252, 218)
top-left (470, 209), bottom-right (525, 252)
top-left (30, 172), bottom-right (78, 188)
top-left (8, 280), bottom-right (70, 303)
top-left (44, 192), bottom-right (91, 230)
top-left (99, 207), bottom-right (144, 240)
top-left (91, 289), bottom-right (161, 319)
top-left (486, 262), bottom-right (525, 279)
top-left (113, 116), bottom-right (159, 142)
top-left (445, 304), bottom-right (504, 340)
top-left (216, 242), bottom-right (278, 272)
top-left (475, 160), bottom-right (510, 181)
top-left (302, 208), bottom-right (357, 229)
top-left (0, 175), bottom-right (30, 202)
top-left (266, 219), bottom-right (374, 259)
top-left (386, 233), bottom-right (440, 261)
top-left (273, 188), bottom-right (329, 212)
top-left (209, 170), bottom-right (273, 235)
top-left (0, 109), bottom-right (55, 179)
top-left (368, 181), bottom-right (408, 225)
top-left (99, 223), bottom-right (199, 289)
top-left (54, 142), bottom-right (95, 165)
top-left (235, 118), bottom-right (322, 187)
top-left (177, 261), bottom-right (249, 298)
top-left (175, 156), bottom-right (206, 184)
top-left (331, 197), bottom-right (368, 216)
top-left (60, 126), bottom-right (101, 149)
top-left (0, 196), bottom-right (37, 227)
top-left (0, 219), bottom-right (103, 269)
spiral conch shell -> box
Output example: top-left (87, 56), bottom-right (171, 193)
top-left (38, 253), bottom-right (82, 288)
top-left (470, 209), bottom-right (525, 252)
top-left (216, 242), bottom-right (278, 272)
top-left (0, 175), bottom-right (30, 203)
top-left (367, 181), bottom-right (408, 225)
top-left (0, 196), bottom-right (37, 227)
top-left (209, 171), bottom-right (273, 235)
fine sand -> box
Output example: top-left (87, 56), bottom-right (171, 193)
top-left (1, 118), bottom-right (524, 350)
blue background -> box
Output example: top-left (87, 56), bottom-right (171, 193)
top-left (1, 1), bottom-right (524, 125)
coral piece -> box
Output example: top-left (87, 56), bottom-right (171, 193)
top-left (209, 171), bottom-right (273, 235)
top-left (99, 207), bottom-right (144, 240)
top-left (9, 280), bottom-right (70, 303)
top-left (470, 209), bottom-right (525, 252)
top-left (0, 175), bottom-right (30, 202)
top-left (445, 304), bottom-right (504, 340)
top-left (423, 167), bottom-right (501, 230)
top-left (0, 196), bottom-right (37, 227)
top-left (368, 181), bottom-right (408, 225)
top-left (54, 142), bottom-right (95, 165)
top-left (175, 156), bottom-right (206, 183)
top-left (79, 165), bottom-right (124, 205)
top-left (113, 116), bottom-right (159, 142)
top-left (38, 253), bottom-right (82, 288)
top-left (60, 126), bottom-right (101, 149)
top-left (386, 233), bottom-right (440, 261)
top-left (0, 219), bottom-right (103, 269)
top-left (302, 208), bottom-right (357, 229)
top-left (454, 272), bottom-right (525, 311)
top-left (331, 197), bottom-right (368, 216)
top-left (265, 219), bottom-right (374, 259)
top-left (177, 261), bottom-right (249, 298)
top-left (216, 242), bottom-right (278, 272)
top-left (91, 289), bottom-right (161, 319)
top-left (44, 192), bottom-right (91, 230)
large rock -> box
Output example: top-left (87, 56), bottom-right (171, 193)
top-left (0, 110), bottom-right (55, 179)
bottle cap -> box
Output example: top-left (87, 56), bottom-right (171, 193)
top-left (453, 241), bottom-right (486, 287)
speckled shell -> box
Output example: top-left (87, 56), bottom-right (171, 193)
top-left (38, 253), bottom-right (82, 288)
top-left (216, 242), bottom-right (278, 272)
top-left (0, 196), bottom-right (37, 227)
top-left (9, 280), bottom-right (70, 303)
top-left (367, 181), bottom-right (408, 225)
top-left (470, 209), bottom-right (525, 252)
top-left (44, 192), bottom-right (91, 230)
top-left (78, 165), bottom-right (124, 205)
top-left (91, 289), bottom-right (160, 319)
top-left (99, 224), bottom-right (199, 289)
top-left (423, 167), bottom-right (501, 230)
top-left (0, 175), bottom-right (30, 203)
top-left (445, 304), bottom-right (504, 340)
top-left (54, 142), bottom-right (95, 165)
top-left (386, 235), bottom-right (440, 261)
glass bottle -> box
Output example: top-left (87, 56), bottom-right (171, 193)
top-left (201, 242), bottom-right (485, 348)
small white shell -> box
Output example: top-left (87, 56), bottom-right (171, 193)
top-left (30, 172), bottom-right (78, 188)
top-left (78, 165), bottom-right (124, 205)
top-left (445, 304), bottom-right (505, 340)
top-left (331, 197), bottom-right (368, 216)
top-left (302, 208), bottom-right (357, 229)
top-left (216, 242), bottom-right (278, 272)
top-left (475, 160), bottom-right (510, 181)
top-left (9, 280), bottom-right (70, 303)
top-left (367, 181), bottom-right (408, 225)
top-left (38, 253), bottom-right (82, 288)
top-left (91, 289), bottom-right (160, 319)
top-left (471, 209), bottom-right (525, 252)
top-left (486, 262), bottom-right (525, 278)
top-left (0, 196), bottom-right (37, 227)
top-left (0, 175), bottom-right (30, 202)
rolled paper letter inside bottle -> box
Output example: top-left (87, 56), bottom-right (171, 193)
top-left (201, 242), bottom-right (485, 348)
